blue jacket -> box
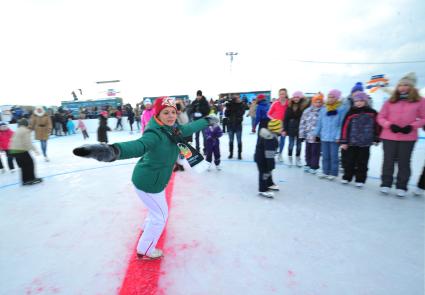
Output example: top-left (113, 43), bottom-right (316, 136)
top-left (314, 104), bottom-right (349, 142)
top-left (255, 100), bottom-right (270, 126)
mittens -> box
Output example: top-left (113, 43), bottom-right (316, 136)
top-left (73, 144), bottom-right (120, 162)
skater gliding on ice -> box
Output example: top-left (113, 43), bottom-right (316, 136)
top-left (73, 96), bottom-right (219, 259)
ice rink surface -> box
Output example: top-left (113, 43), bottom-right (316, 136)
top-left (0, 117), bottom-right (424, 295)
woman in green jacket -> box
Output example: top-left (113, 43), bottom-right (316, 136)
top-left (73, 97), bottom-right (217, 259)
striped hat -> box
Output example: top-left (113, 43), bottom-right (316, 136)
top-left (267, 119), bottom-right (282, 134)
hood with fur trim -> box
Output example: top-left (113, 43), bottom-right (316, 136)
top-left (259, 128), bottom-right (277, 139)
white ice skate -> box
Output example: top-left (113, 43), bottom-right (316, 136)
top-left (380, 187), bottom-right (390, 194)
top-left (287, 156), bottom-right (293, 167)
top-left (341, 179), bottom-right (349, 184)
top-left (207, 162), bottom-right (213, 171)
top-left (309, 168), bottom-right (318, 174)
top-left (326, 175), bottom-right (335, 181)
top-left (317, 172), bottom-right (327, 178)
top-left (137, 248), bottom-right (163, 260)
top-left (258, 191), bottom-right (274, 198)
top-left (413, 188), bottom-right (424, 196)
top-left (268, 184), bottom-right (279, 191)
top-left (304, 166), bottom-right (310, 172)
top-left (396, 189), bottom-right (407, 197)
top-left (216, 165), bottom-right (222, 171)
top-left (277, 153), bottom-right (283, 162)
top-left (296, 157), bottom-right (302, 167)
top-left (355, 182), bottom-right (364, 188)
top-left (44, 156), bottom-right (50, 162)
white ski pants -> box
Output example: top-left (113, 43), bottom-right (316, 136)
top-left (135, 187), bottom-right (169, 256)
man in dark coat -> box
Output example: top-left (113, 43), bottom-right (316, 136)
top-left (225, 94), bottom-right (245, 159)
top-left (190, 90), bottom-right (210, 153)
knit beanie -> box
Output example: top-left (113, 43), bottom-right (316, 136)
top-left (154, 96), bottom-right (177, 116)
top-left (292, 91), bottom-right (304, 98)
top-left (351, 82), bottom-right (364, 94)
top-left (352, 91), bottom-right (369, 102)
top-left (267, 119), bottom-right (282, 134)
top-left (144, 98), bottom-right (152, 105)
top-left (398, 72), bottom-right (417, 87)
top-left (312, 92), bottom-right (324, 103)
top-left (328, 89), bottom-right (342, 100)
top-left (196, 90), bottom-right (203, 96)
top-left (256, 94), bottom-right (266, 101)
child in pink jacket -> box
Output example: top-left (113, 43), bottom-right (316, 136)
top-left (377, 72), bottom-right (425, 197)
top-left (141, 99), bottom-right (154, 133)
top-left (0, 121), bottom-right (15, 172)
top-left (76, 119), bottom-right (89, 140)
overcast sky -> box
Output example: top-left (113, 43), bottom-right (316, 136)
top-left (0, 0), bottom-right (424, 106)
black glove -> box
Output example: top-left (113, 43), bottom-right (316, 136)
top-left (73, 144), bottom-right (120, 162)
top-left (400, 125), bottom-right (412, 134)
top-left (390, 124), bottom-right (402, 133)
top-left (315, 137), bottom-right (321, 143)
top-left (204, 115), bottom-right (220, 126)
top-left (299, 138), bottom-right (305, 142)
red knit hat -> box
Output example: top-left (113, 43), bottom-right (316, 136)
top-left (256, 94), bottom-right (266, 101)
top-left (154, 96), bottom-right (177, 116)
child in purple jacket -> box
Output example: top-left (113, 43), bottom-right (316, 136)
top-left (205, 120), bottom-right (223, 171)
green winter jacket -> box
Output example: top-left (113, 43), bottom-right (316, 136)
top-left (113, 117), bottom-right (208, 193)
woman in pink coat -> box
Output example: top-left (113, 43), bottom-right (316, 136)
top-left (141, 99), bottom-right (154, 133)
top-left (267, 88), bottom-right (289, 162)
top-left (377, 72), bottom-right (425, 197)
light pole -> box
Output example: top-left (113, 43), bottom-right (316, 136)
top-left (226, 52), bottom-right (238, 73)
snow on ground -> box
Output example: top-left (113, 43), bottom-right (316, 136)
top-left (0, 118), bottom-right (424, 295)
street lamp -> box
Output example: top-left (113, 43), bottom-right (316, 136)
top-left (226, 52), bottom-right (238, 72)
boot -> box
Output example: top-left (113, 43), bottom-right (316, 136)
top-left (228, 143), bottom-right (233, 159)
top-left (237, 143), bottom-right (242, 160)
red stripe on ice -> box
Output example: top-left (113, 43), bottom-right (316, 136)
top-left (119, 173), bottom-right (176, 295)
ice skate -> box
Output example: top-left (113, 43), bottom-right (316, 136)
top-left (413, 188), bottom-right (424, 196)
top-left (258, 191), bottom-right (274, 198)
top-left (207, 162), bottom-right (213, 171)
top-left (277, 153), bottom-right (283, 162)
top-left (44, 156), bottom-right (50, 162)
top-left (268, 184), bottom-right (279, 191)
top-left (355, 182), bottom-right (364, 188)
top-left (317, 172), bottom-right (327, 178)
top-left (380, 187), bottom-right (390, 194)
top-left (0, 168), bottom-right (4, 174)
top-left (304, 166), bottom-right (310, 172)
top-left (23, 178), bottom-right (43, 186)
top-left (309, 168), bottom-right (318, 174)
top-left (215, 165), bottom-right (221, 171)
top-left (326, 175), bottom-right (335, 181)
top-left (396, 189), bottom-right (407, 198)
top-left (295, 157), bottom-right (302, 167)
top-left (341, 179), bottom-right (349, 184)
top-left (287, 156), bottom-right (293, 167)
top-left (137, 249), bottom-right (163, 260)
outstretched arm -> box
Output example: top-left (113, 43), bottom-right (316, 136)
top-left (73, 129), bottom-right (161, 162)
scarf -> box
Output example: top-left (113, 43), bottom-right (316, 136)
top-left (325, 101), bottom-right (341, 116)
